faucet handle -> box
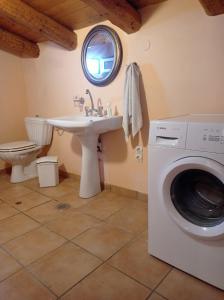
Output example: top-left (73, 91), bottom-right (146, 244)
top-left (85, 106), bottom-right (91, 116)
top-left (97, 106), bottom-right (104, 117)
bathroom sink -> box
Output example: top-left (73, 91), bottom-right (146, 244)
top-left (47, 115), bottom-right (122, 134)
top-left (47, 115), bottom-right (123, 199)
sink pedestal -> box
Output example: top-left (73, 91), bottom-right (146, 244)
top-left (47, 115), bottom-right (123, 199)
top-left (78, 132), bottom-right (101, 198)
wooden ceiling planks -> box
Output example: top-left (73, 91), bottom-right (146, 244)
top-left (1, 0), bottom-right (223, 58)
top-left (0, 0), bottom-right (166, 50)
top-left (0, 14), bottom-right (45, 43)
top-left (22, 0), bottom-right (164, 30)
top-left (129, 0), bottom-right (166, 9)
top-left (0, 0), bottom-right (77, 50)
top-left (23, 0), bottom-right (106, 30)
top-left (82, 0), bottom-right (141, 33)
top-left (198, 0), bottom-right (224, 16)
top-left (0, 27), bottom-right (39, 57)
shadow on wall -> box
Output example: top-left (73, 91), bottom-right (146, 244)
top-left (70, 135), bottom-right (82, 155)
top-left (70, 130), bottom-right (127, 163)
top-left (102, 129), bottom-right (127, 163)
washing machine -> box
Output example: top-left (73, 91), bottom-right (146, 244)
top-left (148, 114), bottom-right (224, 290)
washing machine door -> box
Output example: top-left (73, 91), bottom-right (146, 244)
top-left (161, 156), bottom-right (224, 239)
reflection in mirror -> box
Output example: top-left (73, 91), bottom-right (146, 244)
top-left (82, 25), bottom-right (122, 86)
top-left (86, 32), bottom-right (114, 81)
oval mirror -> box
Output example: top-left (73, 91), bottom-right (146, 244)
top-left (81, 25), bottom-right (122, 86)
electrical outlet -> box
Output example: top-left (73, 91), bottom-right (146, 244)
top-left (135, 145), bottom-right (143, 162)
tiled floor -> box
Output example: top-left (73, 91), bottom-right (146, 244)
top-left (0, 174), bottom-right (224, 300)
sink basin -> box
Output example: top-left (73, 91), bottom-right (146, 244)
top-left (47, 115), bottom-right (122, 134)
top-left (47, 115), bottom-right (122, 198)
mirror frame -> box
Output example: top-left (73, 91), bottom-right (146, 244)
top-left (81, 25), bottom-right (123, 87)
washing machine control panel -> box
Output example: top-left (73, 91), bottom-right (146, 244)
top-left (186, 123), bottom-right (224, 153)
top-left (149, 121), bottom-right (187, 148)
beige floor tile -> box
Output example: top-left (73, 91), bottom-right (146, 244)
top-left (0, 173), bottom-right (8, 181)
top-left (0, 202), bottom-right (18, 221)
top-left (77, 194), bottom-right (132, 220)
top-left (0, 180), bottom-right (12, 192)
top-left (55, 192), bottom-right (92, 208)
top-left (0, 174), bottom-right (11, 185)
top-left (106, 201), bottom-right (148, 234)
top-left (46, 210), bottom-right (101, 239)
top-left (22, 178), bottom-right (40, 191)
top-left (61, 263), bottom-right (150, 300)
top-left (148, 292), bottom-right (166, 300)
top-left (59, 177), bottom-right (80, 189)
top-left (127, 199), bottom-right (148, 210)
top-left (0, 214), bottom-right (40, 245)
top-left (4, 191), bottom-right (51, 211)
top-left (3, 227), bottom-right (66, 266)
top-left (157, 269), bottom-right (224, 300)
top-left (0, 269), bottom-right (56, 300)
top-left (38, 184), bottom-right (75, 199)
top-left (0, 185), bottom-right (32, 201)
top-left (109, 235), bottom-right (171, 289)
top-left (73, 223), bottom-right (133, 260)
top-left (0, 248), bottom-right (21, 281)
top-left (93, 191), bottom-right (120, 200)
top-left (24, 200), bottom-right (70, 223)
top-left (29, 242), bottom-right (102, 296)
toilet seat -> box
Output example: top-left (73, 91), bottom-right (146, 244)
top-left (0, 141), bottom-right (37, 153)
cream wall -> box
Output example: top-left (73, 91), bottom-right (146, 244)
top-left (0, 52), bottom-right (28, 169)
top-left (22, 0), bottom-right (224, 193)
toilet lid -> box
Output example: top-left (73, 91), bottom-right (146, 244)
top-left (0, 141), bottom-right (37, 152)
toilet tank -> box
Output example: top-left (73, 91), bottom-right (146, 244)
top-left (25, 117), bottom-right (53, 146)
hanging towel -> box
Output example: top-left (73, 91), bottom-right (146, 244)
top-left (122, 63), bottom-right (143, 141)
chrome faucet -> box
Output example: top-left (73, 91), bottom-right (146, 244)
top-left (85, 89), bottom-right (99, 116)
top-left (84, 89), bottom-right (106, 117)
top-left (85, 89), bottom-right (95, 111)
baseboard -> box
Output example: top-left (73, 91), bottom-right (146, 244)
top-left (0, 167), bottom-right (147, 202)
top-left (59, 169), bottom-right (147, 201)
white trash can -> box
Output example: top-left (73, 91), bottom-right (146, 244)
top-left (36, 156), bottom-right (59, 187)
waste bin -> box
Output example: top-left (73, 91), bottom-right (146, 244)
top-left (36, 156), bottom-right (59, 187)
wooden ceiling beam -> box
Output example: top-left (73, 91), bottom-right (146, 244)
top-left (198, 0), bottom-right (224, 16)
top-left (0, 0), bottom-right (77, 50)
top-left (81, 0), bottom-right (141, 33)
top-left (0, 28), bottom-right (39, 58)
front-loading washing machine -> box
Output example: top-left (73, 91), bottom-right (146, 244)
top-left (148, 114), bottom-right (224, 290)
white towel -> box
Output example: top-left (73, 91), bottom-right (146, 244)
top-left (122, 63), bottom-right (143, 141)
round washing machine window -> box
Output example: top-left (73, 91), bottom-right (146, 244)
top-left (161, 156), bottom-right (224, 239)
top-left (170, 169), bottom-right (224, 227)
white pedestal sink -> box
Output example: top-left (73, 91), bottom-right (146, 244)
top-left (47, 115), bottom-right (122, 198)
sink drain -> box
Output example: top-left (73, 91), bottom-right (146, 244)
top-left (56, 203), bottom-right (71, 210)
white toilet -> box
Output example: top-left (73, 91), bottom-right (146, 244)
top-left (0, 117), bottom-right (53, 183)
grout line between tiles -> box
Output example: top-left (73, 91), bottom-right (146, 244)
top-left (0, 243), bottom-right (58, 297)
top-left (153, 291), bottom-right (169, 300)
top-left (144, 290), bottom-right (153, 300)
top-left (57, 260), bottom-right (105, 299)
top-left (149, 267), bottom-right (173, 298)
top-left (26, 240), bottom-right (104, 299)
top-left (0, 179), bottom-right (150, 299)
top-left (12, 198), bottom-right (53, 213)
